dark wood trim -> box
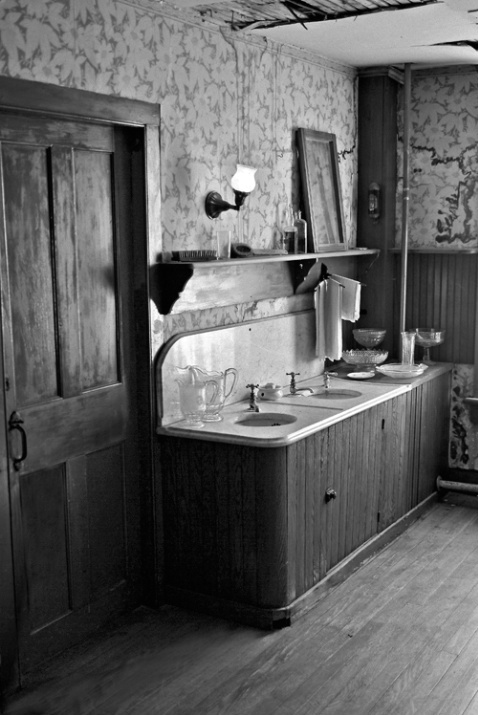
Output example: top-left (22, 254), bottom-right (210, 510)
top-left (0, 76), bottom-right (159, 126)
top-left (0, 284), bottom-right (19, 695)
top-left (358, 66), bottom-right (404, 84)
top-left (357, 72), bottom-right (400, 357)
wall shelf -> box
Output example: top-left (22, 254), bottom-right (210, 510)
top-left (391, 247), bottom-right (478, 254)
top-left (165, 248), bottom-right (378, 267)
top-left (152, 249), bottom-right (379, 315)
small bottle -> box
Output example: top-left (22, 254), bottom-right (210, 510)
top-left (294, 211), bottom-right (307, 254)
top-left (282, 206), bottom-right (298, 254)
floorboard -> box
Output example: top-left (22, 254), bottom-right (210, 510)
top-left (4, 493), bottom-right (478, 715)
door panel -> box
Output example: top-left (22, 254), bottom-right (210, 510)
top-left (21, 465), bottom-right (70, 630)
top-left (87, 445), bottom-right (127, 598)
top-left (76, 149), bottom-right (119, 389)
top-left (0, 110), bottom-right (142, 675)
top-left (3, 144), bottom-right (58, 406)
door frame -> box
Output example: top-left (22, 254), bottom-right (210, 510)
top-left (0, 76), bottom-right (160, 696)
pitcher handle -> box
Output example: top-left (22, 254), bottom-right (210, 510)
top-left (205, 379), bottom-right (219, 404)
top-left (224, 368), bottom-right (238, 398)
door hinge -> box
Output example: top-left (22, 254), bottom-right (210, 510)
top-left (4, 377), bottom-right (10, 391)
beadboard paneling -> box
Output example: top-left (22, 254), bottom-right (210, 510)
top-left (397, 253), bottom-right (478, 364)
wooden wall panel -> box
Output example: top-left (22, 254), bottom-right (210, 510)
top-left (399, 253), bottom-right (478, 364)
top-left (416, 372), bottom-right (451, 502)
top-left (357, 71), bottom-right (399, 357)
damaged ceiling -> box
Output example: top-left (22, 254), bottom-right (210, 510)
top-left (165, 0), bottom-right (478, 67)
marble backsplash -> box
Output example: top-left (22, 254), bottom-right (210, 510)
top-left (156, 309), bottom-right (323, 424)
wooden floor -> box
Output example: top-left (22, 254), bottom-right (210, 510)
top-left (5, 493), bottom-right (478, 715)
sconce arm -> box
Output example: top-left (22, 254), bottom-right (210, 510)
top-left (205, 191), bottom-right (238, 220)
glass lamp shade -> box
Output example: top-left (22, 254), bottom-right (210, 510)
top-left (230, 165), bottom-right (257, 194)
top-left (205, 164), bottom-right (257, 219)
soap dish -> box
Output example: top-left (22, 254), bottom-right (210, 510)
top-left (258, 383), bottom-right (283, 400)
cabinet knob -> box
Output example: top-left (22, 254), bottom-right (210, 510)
top-left (325, 488), bottom-right (337, 503)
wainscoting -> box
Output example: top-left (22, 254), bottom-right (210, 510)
top-left (399, 252), bottom-right (478, 364)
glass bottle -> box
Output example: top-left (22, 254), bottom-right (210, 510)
top-left (282, 206), bottom-right (297, 254)
top-left (294, 211), bottom-right (307, 254)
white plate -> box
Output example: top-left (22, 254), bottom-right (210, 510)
top-left (347, 371), bottom-right (375, 380)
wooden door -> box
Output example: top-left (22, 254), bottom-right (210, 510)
top-left (0, 110), bottom-right (143, 676)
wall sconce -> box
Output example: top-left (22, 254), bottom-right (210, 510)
top-left (368, 182), bottom-right (381, 223)
top-left (205, 165), bottom-right (257, 219)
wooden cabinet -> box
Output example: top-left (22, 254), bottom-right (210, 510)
top-left (160, 370), bottom-right (450, 628)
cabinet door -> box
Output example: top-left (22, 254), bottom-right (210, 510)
top-left (287, 405), bottom-right (385, 594)
top-left (161, 438), bottom-right (291, 610)
top-left (416, 372), bottom-right (451, 503)
top-left (377, 392), bottom-right (417, 531)
top-left (323, 411), bottom-right (380, 570)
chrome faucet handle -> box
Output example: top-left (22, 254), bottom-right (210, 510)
top-left (246, 383), bottom-right (260, 412)
top-left (286, 372), bottom-right (300, 394)
top-left (324, 371), bottom-right (338, 390)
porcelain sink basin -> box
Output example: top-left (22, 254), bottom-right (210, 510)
top-left (311, 389), bottom-right (362, 399)
top-left (235, 412), bottom-right (298, 427)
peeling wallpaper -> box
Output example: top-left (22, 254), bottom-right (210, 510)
top-left (402, 68), bottom-right (478, 470)
top-left (399, 69), bottom-right (478, 251)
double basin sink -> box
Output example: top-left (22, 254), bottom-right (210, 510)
top-left (162, 377), bottom-right (411, 447)
top-left (236, 387), bottom-right (362, 427)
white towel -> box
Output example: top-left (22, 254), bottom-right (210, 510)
top-left (330, 273), bottom-right (361, 322)
top-left (316, 278), bottom-right (343, 360)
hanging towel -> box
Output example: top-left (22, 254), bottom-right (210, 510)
top-left (331, 273), bottom-right (361, 322)
top-left (316, 278), bottom-right (343, 360)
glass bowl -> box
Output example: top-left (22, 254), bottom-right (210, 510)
top-left (342, 349), bottom-right (388, 366)
top-left (414, 328), bottom-right (445, 364)
top-left (353, 328), bottom-right (386, 348)
top-left (414, 328), bottom-right (445, 348)
top-left (376, 363), bottom-right (427, 379)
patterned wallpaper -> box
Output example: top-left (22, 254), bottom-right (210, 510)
top-left (399, 68), bottom-right (478, 251)
top-left (0, 0), bottom-right (359, 351)
top-left (1, 2), bottom-right (476, 468)
top-left (402, 68), bottom-right (478, 469)
top-left (0, 0), bottom-right (357, 253)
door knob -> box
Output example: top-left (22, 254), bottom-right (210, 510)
top-left (325, 487), bottom-right (337, 503)
top-left (8, 411), bottom-right (28, 471)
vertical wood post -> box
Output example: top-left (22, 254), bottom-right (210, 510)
top-left (399, 64), bottom-right (412, 342)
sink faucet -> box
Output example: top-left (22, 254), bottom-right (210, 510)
top-left (286, 371), bottom-right (314, 396)
top-left (286, 372), bottom-right (300, 394)
top-left (246, 383), bottom-right (260, 412)
top-left (324, 371), bottom-right (338, 390)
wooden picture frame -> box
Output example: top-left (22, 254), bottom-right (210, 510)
top-left (297, 128), bottom-right (346, 252)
